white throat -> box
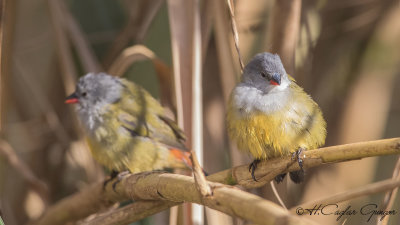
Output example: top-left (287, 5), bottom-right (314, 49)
top-left (76, 102), bottom-right (107, 132)
top-left (231, 83), bottom-right (291, 116)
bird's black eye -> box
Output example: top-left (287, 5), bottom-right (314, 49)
top-left (260, 72), bottom-right (270, 80)
top-left (82, 92), bottom-right (87, 97)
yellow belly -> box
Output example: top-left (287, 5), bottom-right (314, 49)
top-left (227, 100), bottom-right (326, 159)
top-left (85, 124), bottom-right (175, 173)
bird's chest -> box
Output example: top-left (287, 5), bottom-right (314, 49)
top-left (228, 102), bottom-right (306, 159)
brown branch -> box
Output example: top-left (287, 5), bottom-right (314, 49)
top-left (79, 201), bottom-right (178, 225)
top-left (207, 137), bottom-right (400, 189)
top-left (290, 178), bottom-right (400, 213)
top-left (35, 172), bottom-right (315, 225)
top-left (33, 138), bottom-right (400, 225)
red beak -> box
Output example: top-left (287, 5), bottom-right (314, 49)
top-left (270, 73), bottom-right (281, 86)
top-left (270, 80), bottom-right (279, 86)
top-left (65, 92), bottom-right (79, 104)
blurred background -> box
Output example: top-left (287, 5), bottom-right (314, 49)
top-left (0, 0), bottom-right (400, 224)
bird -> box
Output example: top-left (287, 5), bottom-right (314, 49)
top-left (65, 73), bottom-right (191, 179)
top-left (226, 52), bottom-right (326, 183)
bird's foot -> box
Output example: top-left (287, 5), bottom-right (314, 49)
top-left (291, 148), bottom-right (305, 171)
top-left (289, 170), bottom-right (305, 183)
top-left (274, 173), bottom-right (287, 183)
top-left (103, 170), bottom-right (119, 190)
top-left (111, 171), bottom-right (131, 192)
top-left (249, 159), bottom-right (261, 181)
top-left (290, 148), bottom-right (306, 183)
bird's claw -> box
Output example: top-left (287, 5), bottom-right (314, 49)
top-left (292, 148), bottom-right (304, 171)
top-left (103, 170), bottom-right (119, 190)
top-left (274, 173), bottom-right (287, 183)
top-left (103, 170), bottom-right (130, 192)
top-left (249, 159), bottom-right (260, 181)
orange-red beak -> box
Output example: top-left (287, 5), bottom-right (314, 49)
top-left (269, 73), bottom-right (281, 86)
top-left (65, 92), bottom-right (79, 104)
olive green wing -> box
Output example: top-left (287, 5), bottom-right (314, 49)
top-left (118, 79), bottom-right (187, 150)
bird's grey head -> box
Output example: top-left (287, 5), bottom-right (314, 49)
top-left (65, 73), bottom-right (123, 127)
top-left (242, 52), bottom-right (290, 93)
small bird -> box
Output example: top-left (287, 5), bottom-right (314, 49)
top-left (226, 53), bottom-right (326, 183)
top-left (65, 73), bottom-right (191, 177)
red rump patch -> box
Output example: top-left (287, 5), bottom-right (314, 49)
top-left (270, 80), bottom-right (279, 86)
top-left (170, 149), bottom-right (192, 168)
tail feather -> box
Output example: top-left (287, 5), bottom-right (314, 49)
top-left (169, 149), bottom-right (208, 175)
top-left (169, 148), bottom-right (193, 168)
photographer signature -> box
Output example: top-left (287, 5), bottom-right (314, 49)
top-left (296, 203), bottom-right (397, 222)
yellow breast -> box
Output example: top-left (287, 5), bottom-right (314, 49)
top-left (227, 86), bottom-right (326, 159)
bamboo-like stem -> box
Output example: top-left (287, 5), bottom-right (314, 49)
top-left (32, 138), bottom-right (400, 225)
top-left (266, 0), bottom-right (301, 75)
top-left (207, 138), bottom-right (400, 189)
top-left (35, 172), bottom-right (316, 225)
top-left (191, 0), bottom-right (205, 224)
top-left (167, 0), bottom-right (196, 224)
top-left (0, 0), bottom-right (17, 131)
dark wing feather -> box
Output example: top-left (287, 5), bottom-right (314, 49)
top-left (158, 115), bottom-right (186, 142)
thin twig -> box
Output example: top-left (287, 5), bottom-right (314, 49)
top-left (0, 139), bottom-right (49, 203)
top-left (107, 45), bottom-right (156, 76)
top-left (377, 156), bottom-right (400, 225)
top-left (107, 45), bottom-right (176, 115)
top-left (270, 181), bottom-right (287, 210)
top-left (57, 0), bottom-right (102, 73)
top-left (47, 0), bottom-right (78, 93)
top-left (102, 0), bottom-right (163, 68)
top-left (266, 0), bottom-right (302, 75)
top-left (226, 0), bottom-right (244, 72)
top-left (190, 151), bottom-right (212, 197)
top-left (14, 59), bottom-right (71, 147)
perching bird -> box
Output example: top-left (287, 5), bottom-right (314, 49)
top-left (226, 53), bottom-right (326, 183)
top-left (65, 73), bottom-right (191, 176)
